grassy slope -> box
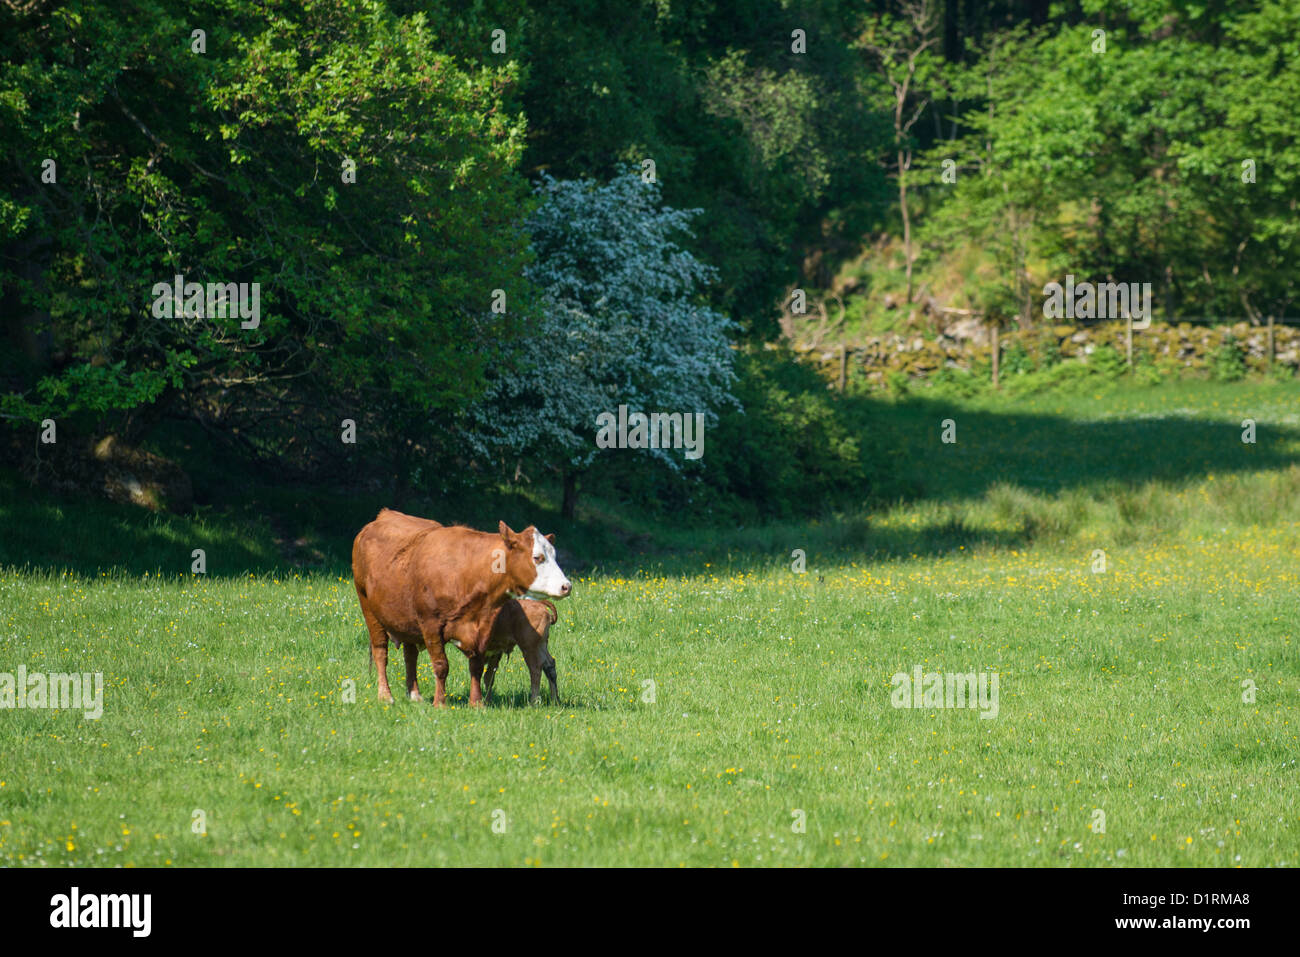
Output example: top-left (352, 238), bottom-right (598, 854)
top-left (1, 380), bottom-right (1297, 866)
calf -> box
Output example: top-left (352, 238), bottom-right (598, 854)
top-left (351, 508), bottom-right (570, 707)
top-left (483, 598), bottom-right (560, 706)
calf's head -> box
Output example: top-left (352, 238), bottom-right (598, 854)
top-left (499, 521), bottom-right (571, 599)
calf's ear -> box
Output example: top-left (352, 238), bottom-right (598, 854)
top-left (545, 533), bottom-right (556, 544)
top-left (499, 521), bottom-right (516, 541)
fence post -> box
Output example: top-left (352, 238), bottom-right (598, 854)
top-left (1267, 315), bottom-right (1275, 370)
top-left (1126, 315), bottom-right (1134, 371)
top-left (838, 344), bottom-right (847, 392)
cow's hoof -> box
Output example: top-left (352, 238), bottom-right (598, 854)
top-left (378, 691), bottom-right (394, 704)
top-left (408, 691), bottom-right (423, 702)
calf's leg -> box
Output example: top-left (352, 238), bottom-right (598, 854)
top-left (467, 652), bottom-right (486, 708)
top-left (542, 656), bottom-right (559, 706)
top-left (464, 620), bottom-right (495, 708)
top-left (520, 644), bottom-right (545, 706)
top-left (482, 652), bottom-right (502, 704)
top-left (403, 642), bottom-right (422, 702)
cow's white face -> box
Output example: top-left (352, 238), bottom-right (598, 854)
top-left (526, 530), bottom-right (571, 598)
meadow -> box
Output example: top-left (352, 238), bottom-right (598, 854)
top-left (1, 379), bottom-right (1298, 866)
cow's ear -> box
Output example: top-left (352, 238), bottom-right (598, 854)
top-left (499, 521), bottom-right (515, 541)
top-left (545, 533), bottom-right (556, 545)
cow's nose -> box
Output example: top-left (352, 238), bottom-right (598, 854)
top-left (559, 581), bottom-right (571, 596)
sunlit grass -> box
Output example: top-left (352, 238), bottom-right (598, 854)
top-left (1, 379), bottom-right (1297, 866)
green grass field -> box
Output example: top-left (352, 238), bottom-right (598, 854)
top-left (2, 380), bottom-right (1298, 866)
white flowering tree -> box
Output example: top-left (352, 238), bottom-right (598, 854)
top-left (470, 170), bottom-right (737, 519)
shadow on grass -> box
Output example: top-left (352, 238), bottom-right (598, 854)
top-left (584, 386), bottom-right (1300, 575)
top-left (0, 465), bottom-right (629, 579)
top-left (485, 689), bottom-right (569, 710)
top-left (3, 383), bottom-right (1298, 579)
top-left (863, 391), bottom-right (1298, 500)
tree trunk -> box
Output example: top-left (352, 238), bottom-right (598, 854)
top-left (899, 149), bottom-right (913, 303)
top-left (561, 470), bottom-right (578, 522)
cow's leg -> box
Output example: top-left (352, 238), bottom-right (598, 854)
top-left (467, 652), bottom-right (486, 708)
top-left (403, 642), bottom-right (422, 702)
top-left (482, 652), bottom-right (502, 705)
top-left (357, 594), bottom-right (394, 704)
top-left (421, 625), bottom-right (450, 707)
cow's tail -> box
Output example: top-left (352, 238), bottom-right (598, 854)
top-left (539, 599), bottom-right (558, 625)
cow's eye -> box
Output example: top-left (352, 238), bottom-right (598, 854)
top-left (534, 554), bottom-right (545, 564)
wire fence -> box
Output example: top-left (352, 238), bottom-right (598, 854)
top-left (803, 315), bottom-right (1300, 391)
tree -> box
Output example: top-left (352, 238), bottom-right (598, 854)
top-left (520, 0), bottom-right (890, 337)
top-left (1178, 0), bottom-right (1299, 325)
top-left (858, 0), bottom-right (941, 306)
top-left (916, 5), bottom-right (1298, 334)
top-left (0, 0), bottom-right (533, 487)
top-left (469, 170), bottom-right (737, 520)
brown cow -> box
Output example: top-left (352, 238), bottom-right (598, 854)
top-left (351, 508), bottom-right (570, 707)
top-left (483, 598), bottom-right (560, 706)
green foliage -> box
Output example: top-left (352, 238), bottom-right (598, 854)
top-left (1089, 343), bottom-right (1126, 379)
top-left (995, 360), bottom-right (1097, 399)
top-left (918, 6), bottom-right (1297, 327)
top-left (1000, 340), bottom-right (1034, 376)
top-left (1, 0), bottom-right (533, 473)
top-left (1211, 337), bottom-right (1248, 382)
top-left (711, 350), bottom-right (865, 517)
top-left (927, 365), bottom-right (980, 399)
top-left (1133, 349), bottom-right (1164, 387)
top-left (0, 355), bottom-right (190, 423)
top-left (1269, 361), bottom-right (1296, 383)
top-left (520, 0), bottom-right (890, 337)
top-left (1039, 335), bottom-right (1063, 368)
top-left (591, 349), bottom-right (867, 522)
top-left (3, 0), bottom-right (1296, 524)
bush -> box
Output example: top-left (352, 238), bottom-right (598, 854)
top-left (1269, 362), bottom-right (1296, 383)
top-left (591, 349), bottom-right (868, 522)
top-left (1132, 345), bottom-right (1162, 386)
top-left (709, 350), bottom-right (867, 516)
top-left (927, 365), bottom-right (982, 399)
top-left (1001, 340), bottom-right (1035, 376)
top-left (1001, 360), bottom-right (1095, 398)
top-left (1156, 356), bottom-right (1185, 381)
top-left (1089, 343), bottom-right (1126, 378)
top-left (1039, 336), bottom-right (1063, 368)
top-left (1211, 338), bottom-right (1247, 382)
top-left (886, 370), bottom-right (910, 397)
top-left (1133, 361), bottom-right (1163, 387)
